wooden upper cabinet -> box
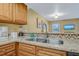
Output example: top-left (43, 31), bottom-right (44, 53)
top-left (12, 3), bottom-right (27, 25)
top-left (0, 3), bottom-right (27, 25)
top-left (0, 3), bottom-right (13, 23)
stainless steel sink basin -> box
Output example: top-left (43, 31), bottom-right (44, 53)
top-left (36, 38), bottom-right (48, 43)
top-left (48, 39), bottom-right (64, 45)
top-left (25, 37), bottom-right (48, 43)
top-left (25, 37), bottom-right (35, 41)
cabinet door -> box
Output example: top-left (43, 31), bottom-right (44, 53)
top-left (18, 43), bottom-right (36, 56)
top-left (0, 43), bottom-right (16, 56)
top-left (14, 3), bottom-right (27, 25)
top-left (36, 47), bottom-right (66, 56)
top-left (0, 3), bottom-right (5, 22)
top-left (0, 3), bottom-right (13, 23)
top-left (4, 43), bottom-right (15, 53)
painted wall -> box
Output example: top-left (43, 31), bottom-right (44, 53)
top-left (0, 23), bottom-right (20, 32)
top-left (48, 18), bottom-right (79, 33)
top-left (24, 8), bottom-right (49, 33)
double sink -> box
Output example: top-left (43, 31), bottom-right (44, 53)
top-left (25, 37), bottom-right (64, 45)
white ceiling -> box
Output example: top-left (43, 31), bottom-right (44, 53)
top-left (26, 3), bottom-right (79, 21)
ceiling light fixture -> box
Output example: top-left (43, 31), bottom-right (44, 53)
top-left (49, 12), bottom-right (64, 19)
top-left (49, 4), bottom-right (65, 19)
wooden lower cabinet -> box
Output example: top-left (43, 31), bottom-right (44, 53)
top-left (18, 43), bottom-right (36, 56)
top-left (36, 47), bottom-right (66, 56)
top-left (0, 42), bottom-right (16, 56)
top-left (18, 43), bottom-right (66, 56)
top-left (0, 42), bottom-right (67, 56)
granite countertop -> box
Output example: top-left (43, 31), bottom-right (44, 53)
top-left (0, 38), bottom-right (79, 53)
top-left (18, 39), bottom-right (79, 53)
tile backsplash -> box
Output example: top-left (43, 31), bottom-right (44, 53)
top-left (24, 33), bottom-right (79, 46)
top-left (38, 33), bottom-right (79, 49)
top-left (24, 33), bottom-right (79, 40)
top-left (48, 33), bottom-right (79, 40)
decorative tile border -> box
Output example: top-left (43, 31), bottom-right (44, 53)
top-left (24, 33), bottom-right (79, 40)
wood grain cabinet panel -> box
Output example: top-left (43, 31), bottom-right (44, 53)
top-left (19, 43), bottom-right (66, 56)
top-left (0, 42), bottom-right (67, 56)
top-left (0, 47), bottom-right (5, 56)
top-left (36, 47), bottom-right (66, 56)
top-left (18, 50), bottom-right (35, 56)
top-left (0, 3), bottom-right (12, 23)
top-left (13, 3), bottom-right (27, 25)
top-left (0, 3), bottom-right (27, 25)
top-left (0, 43), bottom-right (16, 56)
top-left (37, 50), bottom-right (61, 56)
top-left (5, 50), bottom-right (16, 56)
top-left (4, 43), bottom-right (16, 56)
top-left (2, 4), bottom-right (13, 22)
top-left (18, 43), bottom-right (36, 56)
top-left (4, 43), bottom-right (15, 53)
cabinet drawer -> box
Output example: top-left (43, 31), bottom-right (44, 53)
top-left (36, 47), bottom-right (66, 56)
top-left (19, 43), bottom-right (36, 54)
top-left (18, 50), bottom-right (35, 56)
top-left (5, 50), bottom-right (15, 56)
